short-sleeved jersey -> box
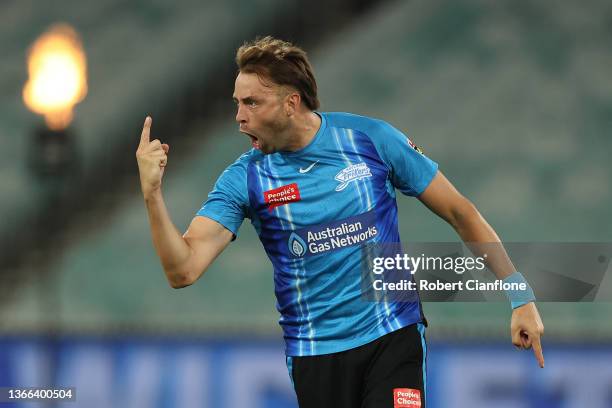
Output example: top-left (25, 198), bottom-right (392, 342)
top-left (197, 112), bottom-right (438, 356)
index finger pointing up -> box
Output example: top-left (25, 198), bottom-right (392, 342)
top-left (140, 116), bottom-right (152, 146)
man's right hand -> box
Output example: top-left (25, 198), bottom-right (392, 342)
top-left (136, 116), bottom-right (170, 198)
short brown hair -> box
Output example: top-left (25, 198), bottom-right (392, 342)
top-left (236, 36), bottom-right (320, 111)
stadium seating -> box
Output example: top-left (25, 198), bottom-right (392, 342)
top-left (1, 0), bottom-right (611, 340)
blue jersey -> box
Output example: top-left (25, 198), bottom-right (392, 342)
top-left (197, 112), bottom-right (438, 356)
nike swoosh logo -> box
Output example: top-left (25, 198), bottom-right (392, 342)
top-left (299, 160), bottom-right (319, 174)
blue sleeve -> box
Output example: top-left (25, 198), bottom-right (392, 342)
top-left (196, 155), bottom-right (250, 238)
top-left (368, 119), bottom-right (438, 196)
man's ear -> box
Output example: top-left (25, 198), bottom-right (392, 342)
top-left (285, 92), bottom-right (301, 116)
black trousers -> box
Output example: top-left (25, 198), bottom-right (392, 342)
top-left (287, 323), bottom-right (427, 408)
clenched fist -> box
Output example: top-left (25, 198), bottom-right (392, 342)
top-left (136, 116), bottom-right (170, 198)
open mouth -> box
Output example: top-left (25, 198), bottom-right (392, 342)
top-left (244, 132), bottom-right (260, 150)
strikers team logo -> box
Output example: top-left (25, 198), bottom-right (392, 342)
top-left (393, 388), bottom-right (421, 407)
top-left (334, 162), bottom-right (372, 191)
top-left (264, 183), bottom-right (301, 211)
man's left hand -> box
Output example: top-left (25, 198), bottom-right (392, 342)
top-left (511, 302), bottom-right (545, 368)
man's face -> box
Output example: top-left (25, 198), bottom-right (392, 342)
top-left (233, 71), bottom-right (290, 154)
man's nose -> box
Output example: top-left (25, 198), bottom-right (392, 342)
top-left (235, 104), bottom-right (247, 123)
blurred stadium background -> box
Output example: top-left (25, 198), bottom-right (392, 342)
top-left (1, 0), bottom-right (612, 407)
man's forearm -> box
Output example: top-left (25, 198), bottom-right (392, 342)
top-left (451, 200), bottom-right (515, 280)
top-left (144, 190), bottom-right (193, 287)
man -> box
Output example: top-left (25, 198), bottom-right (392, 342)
top-left (136, 36), bottom-right (544, 407)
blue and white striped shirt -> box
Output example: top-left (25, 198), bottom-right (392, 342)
top-left (197, 112), bottom-right (438, 356)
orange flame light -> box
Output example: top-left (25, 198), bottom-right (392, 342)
top-left (23, 24), bottom-right (88, 131)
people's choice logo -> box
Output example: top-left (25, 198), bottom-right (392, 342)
top-left (335, 162), bottom-right (372, 191)
top-left (264, 183), bottom-right (301, 211)
top-left (393, 388), bottom-right (421, 407)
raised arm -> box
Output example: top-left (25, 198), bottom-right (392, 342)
top-left (136, 116), bottom-right (233, 288)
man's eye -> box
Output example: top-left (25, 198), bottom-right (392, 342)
top-left (249, 101), bottom-right (257, 107)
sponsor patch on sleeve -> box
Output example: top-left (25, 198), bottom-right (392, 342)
top-left (408, 139), bottom-right (424, 154)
